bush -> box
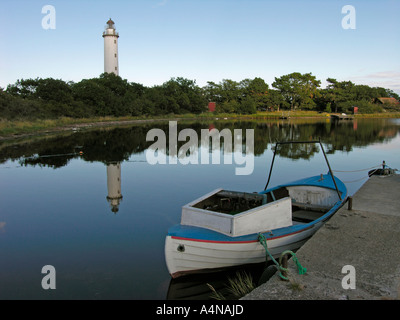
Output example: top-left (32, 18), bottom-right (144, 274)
top-left (237, 97), bottom-right (257, 114)
top-left (216, 100), bottom-right (239, 113)
top-left (337, 100), bottom-right (383, 114)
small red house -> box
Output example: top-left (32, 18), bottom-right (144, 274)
top-left (208, 102), bottom-right (216, 112)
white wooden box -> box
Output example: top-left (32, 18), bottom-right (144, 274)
top-left (181, 188), bottom-right (292, 237)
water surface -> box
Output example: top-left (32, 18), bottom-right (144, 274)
top-left (1, 118), bottom-right (399, 299)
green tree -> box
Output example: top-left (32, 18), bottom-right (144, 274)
top-left (6, 78), bottom-right (40, 99)
top-left (36, 78), bottom-right (73, 104)
top-left (352, 84), bottom-right (378, 102)
top-left (7, 78), bottom-right (74, 104)
top-left (71, 79), bottom-right (108, 115)
top-left (202, 79), bottom-right (241, 105)
top-left (265, 89), bottom-right (286, 111)
top-left (216, 99), bottom-right (239, 113)
top-left (162, 77), bottom-right (206, 114)
top-left (325, 78), bottom-right (355, 112)
top-left (385, 88), bottom-right (400, 100)
top-left (242, 77), bottom-right (269, 110)
top-left (237, 96), bottom-right (257, 114)
top-left (203, 77), bottom-right (267, 113)
top-left (272, 72), bottom-right (321, 111)
top-left (203, 81), bottom-right (223, 104)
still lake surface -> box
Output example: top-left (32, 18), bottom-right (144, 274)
top-left (1, 118), bottom-right (400, 299)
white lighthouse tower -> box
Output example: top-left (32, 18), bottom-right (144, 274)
top-left (103, 18), bottom-right (119, 75)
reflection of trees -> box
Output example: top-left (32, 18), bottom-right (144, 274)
top-left (322, 119), bottom-right (398, 153)
top-left (0, 119), bottom-right (399, 168)
top-left (0, 124), bottom-right (154, 168)
top-left (276, 143), bottom-right (320, 160)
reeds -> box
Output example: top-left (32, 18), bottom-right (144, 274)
top-left (207, 270), bottom-right (256, 300)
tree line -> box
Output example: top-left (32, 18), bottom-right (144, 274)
top-left (1, 72), bottom-right (399, 120)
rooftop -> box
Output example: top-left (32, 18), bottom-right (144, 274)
top-left (106, 18), bottom-right (115, 29)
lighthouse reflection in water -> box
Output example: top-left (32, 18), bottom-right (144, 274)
top-left (106, 163), bottom-right (122, 213)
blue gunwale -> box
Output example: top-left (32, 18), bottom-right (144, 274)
top-left (167, 174), bottom-right (347, 244)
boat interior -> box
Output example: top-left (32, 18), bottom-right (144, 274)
top-left (191, 186), bottom-right (335, 224)
top-left (265, 187), bottom-right (332, 223)
top-left (191, 190), bottom-right (268, 215)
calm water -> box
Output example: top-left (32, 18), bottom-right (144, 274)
top-left (1, 118), bottom-right (400, 299)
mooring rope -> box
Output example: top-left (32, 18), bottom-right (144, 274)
top-left (337, 164), bottom-right (398, 183)
top-left (341, 176), bottom-right (370, 183)
top-left (332, 164), bottom-right (381, 173)
top-left (258, 233), bottom-right (307, 281)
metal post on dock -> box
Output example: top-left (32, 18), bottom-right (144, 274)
top-left (347, 196), bottom-right (353, 210)
top-left (280, 255), bottom-right (288, 280)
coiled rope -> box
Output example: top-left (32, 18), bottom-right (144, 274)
top-left (258, 233), bottom-right (307, 281)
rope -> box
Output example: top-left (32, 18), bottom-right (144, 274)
top-left (333, 164), bottom-right (381, 173)
top-left (341, 167), bottom-right (398, 183)
top-left (258, 233), bottom-right (307, 281)
top-left (279, 250), bottom-right (307, 276)
top-left (341, 176), bottom-right (369, 183)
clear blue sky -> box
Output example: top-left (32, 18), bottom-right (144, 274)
top-left (1, 0), bottom-right (399, 93)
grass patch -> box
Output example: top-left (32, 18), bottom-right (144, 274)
top-left (354, 112), bottom-right (400, 119)
top-left (207, 271), bottom-right (256, 300)
top-left (0, 116), bottom-right (143, 137)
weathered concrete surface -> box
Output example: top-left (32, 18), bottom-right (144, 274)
top-left (242, 174), bottom-right (400, 300)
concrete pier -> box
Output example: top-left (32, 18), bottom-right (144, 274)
top-left (242, 174), bottom-right (400, 300)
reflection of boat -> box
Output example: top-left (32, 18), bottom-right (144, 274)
top-left (165, 141), bottom-right (348, 278)
top-left (166, 263), bottom-right (265, 300)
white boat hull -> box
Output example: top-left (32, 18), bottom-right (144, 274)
top-left (165, 221), bottom-right (322, 278)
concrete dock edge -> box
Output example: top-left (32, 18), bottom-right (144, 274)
top-left (242, 174), bottom-right (400, 300)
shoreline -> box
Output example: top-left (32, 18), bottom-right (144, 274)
top-left (1, 112), bottom-right (400, 141)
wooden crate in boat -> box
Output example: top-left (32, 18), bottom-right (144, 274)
top-left (181, 188), bottom-right (292, 237)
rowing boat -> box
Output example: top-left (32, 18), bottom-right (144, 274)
top-left (165, 140), bottom-right (348, 278)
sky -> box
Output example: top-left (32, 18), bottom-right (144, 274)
top-left (1, 0), bottom-right (399, 93)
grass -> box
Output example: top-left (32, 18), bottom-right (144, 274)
top-left (207, 270), bottom-right (256, 300)
top-left (1, 111), bottom-right (400, 138)
top-left (0, 116), bottom-right (152, 137)
top-left (354, 112), bottom-right (400, 118)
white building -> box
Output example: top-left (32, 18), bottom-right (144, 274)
top-left (103, 18), bottom-right (119, 75)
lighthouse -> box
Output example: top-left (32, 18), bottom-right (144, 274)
top-left (103, 18), bottom-right (119, 75)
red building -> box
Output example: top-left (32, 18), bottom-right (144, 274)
top-left (208, 102), bottom-right (216, 112)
